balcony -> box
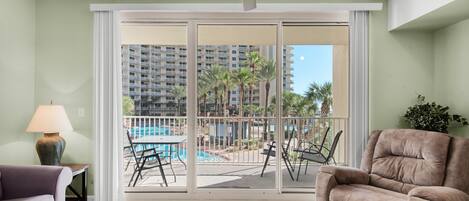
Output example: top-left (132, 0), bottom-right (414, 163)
top-left (123, 116), bottom-right (348, 189)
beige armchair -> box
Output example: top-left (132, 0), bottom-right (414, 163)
top-left (316, 129), bottom-right (469, 201)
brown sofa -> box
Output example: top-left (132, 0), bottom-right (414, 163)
top-left (316, 129), bottom-right (469, 201)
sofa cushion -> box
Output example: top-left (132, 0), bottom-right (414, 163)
top-left (3, 194), bottom-right (54, 201)
top-left (0, 171), bottom-right (3, 200)
top-left (330, 184), bottom-right (407, 201)
top-left (370, 129), bottom-right (450, 193)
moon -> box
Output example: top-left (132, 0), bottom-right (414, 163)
top-left (300, 56), bottom-right (305, 61)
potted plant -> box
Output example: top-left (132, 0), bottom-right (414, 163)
top-left (404, 95), bottom-right (468, 133)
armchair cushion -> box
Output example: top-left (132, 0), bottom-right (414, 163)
top-left (330, 184), bottom-right (407, 201)
top-left (408, 186), bottom-right (469, 201)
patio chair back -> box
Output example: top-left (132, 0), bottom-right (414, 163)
top-left (316, 127), bottom-right (330, 153)
top-left (125, 130), bottom-right (139, 162)
top-left (285, 128), bottom-right (296, 151)
top-left (326, 130), bottom-right (343, 161)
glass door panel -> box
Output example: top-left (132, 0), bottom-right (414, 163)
top-left (196, 24), bottom-right (278, 189)
top-left (121, 24), bottom-right (189, 189)
top-left (281, 25), bottom-right (349, 190)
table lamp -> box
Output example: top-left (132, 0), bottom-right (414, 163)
top-left (26, 104), bottom-right (73, 165)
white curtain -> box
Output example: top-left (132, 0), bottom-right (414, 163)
top-left (349, 11), bottom-right (369, 168)
top-left (92, 11), bottom-right (123, 201)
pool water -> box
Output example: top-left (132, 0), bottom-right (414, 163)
top-left (130, 127), bottom-right (224, 162)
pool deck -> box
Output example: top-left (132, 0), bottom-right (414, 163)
top-left (124, 161), bottom-right (320, 189)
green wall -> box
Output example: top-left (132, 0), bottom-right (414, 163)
top-left (433, 18), bottom-right (469, 137)
top-left (4, 0), bottom-right (468, 195)
top-left (0, 0), bottom-right (37, 165)
top-left (369, 2), bottom-right (435, 130)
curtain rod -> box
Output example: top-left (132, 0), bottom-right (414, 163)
top-left (90, 3), bottom-right (382, 12)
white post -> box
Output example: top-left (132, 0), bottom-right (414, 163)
top-left (187, 21), bottom-right (197, 193)
top-left (275, 22), bottom-right (284, 192)
top-left (92, 10), bottom-right (123, 201)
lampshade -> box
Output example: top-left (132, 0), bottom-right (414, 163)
top-left (26, 105), bottom-right (73, 133)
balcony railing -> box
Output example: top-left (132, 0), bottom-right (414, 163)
top-left (124, 116), bottom-right (348, 165)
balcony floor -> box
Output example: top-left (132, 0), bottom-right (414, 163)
top-left (124, 162), bottom-right (320, 189)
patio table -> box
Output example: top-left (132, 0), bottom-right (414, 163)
top-left (132, 135), bottom-right (187, 169)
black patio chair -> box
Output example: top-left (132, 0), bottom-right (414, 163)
top-left (295, 127), bottom-right (330, 154)
top-left (295, 130), bottom-right (343, 181)
top-left (260, 128), bottom-right (296, 181)
top-left (293, 127), bottom-right (330, 168)
top-left (125, 130), bottom-right (175, 187)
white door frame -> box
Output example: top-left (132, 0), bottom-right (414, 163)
top-left (91, 3), bottom-right (380, 200)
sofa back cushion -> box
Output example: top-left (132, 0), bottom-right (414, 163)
top-left (369, 129), bottom-right (450, 194)
top-left (444, 137), bottom-right (469, 194)
top-left (0, 165), bottom-right (62, 200)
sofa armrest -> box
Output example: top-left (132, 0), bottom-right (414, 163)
top-left (0, 165), bottom-right (72, 201)
top-left (315, 166), bottom-right (369, 201)
top-left (408, 186), bottom-right (469, 201)
top-left (54, 167), bottom-right (73, 201)
top-left (319, 166), bottom-right (369, 185)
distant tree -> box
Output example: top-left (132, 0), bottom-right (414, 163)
top-left (306, 82), bottom-right (332, 117)
top-left (170, 85), bottom-right (186, 116)
top-left (123, 96), bottom-right (135, 116)
top-left (200, 65), bottom-right (225, 115)
top-left (257, 60), bottom-right (276, 140)
top-left (197, 75), bottom-right (210, 116)
top-left (244, 52), bottom-right (263, 115)
top-left (220, 68), bottom-right (235, 116)
top-left (232, 67), bottom-right (255, 146)
top-left (232, 67), bottom-right (255, 118)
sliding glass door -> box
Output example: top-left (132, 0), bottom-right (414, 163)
top-left (281, 25), bottom-right (349, 190)
top-left (196, 24), bottom-right (278, 189)
top-left (119, 20), bottom-right (349, 193)
top-left (121, 23), bottom-right (189, 189)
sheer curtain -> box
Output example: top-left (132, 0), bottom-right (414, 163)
top-left (349, 11), bottom-right (369, 168)
top-left (92, 10), bottom-right (123, 201)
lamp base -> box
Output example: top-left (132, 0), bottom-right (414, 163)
top-left (36, 133), bottom-right (66, 165)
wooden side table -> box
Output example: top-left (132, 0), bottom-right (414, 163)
top-left (62, 164), bottom-right (89, 201)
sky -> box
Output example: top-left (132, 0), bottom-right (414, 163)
top-left (290, 45), bottom-right (333, 96)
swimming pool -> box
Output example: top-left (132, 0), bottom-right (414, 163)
top-left (130, 127), bottom-right (224, 162)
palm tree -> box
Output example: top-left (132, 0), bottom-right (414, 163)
top-left (200, 65), bottom-right (225, 115)
top-left (244, 52), bottom-right (263, 115)
top-left (281, 91), bottom-right (298, 116)
top-left (197, 76), bottom-right (211, 116)
top-left (170, 85), bottom-right (186, 116)
top-left (257, 60), bottom-right (276, 140)
top-left (232, 67), bottom-right (255, 146)
top-left (220, 68), bottom-right (235, 116)
top-left (292, 95), bottom-right (317, 148)
top-left (306, 82), bottom-right (332, 117)
top-left (232, 67), bottom-right (254, 117)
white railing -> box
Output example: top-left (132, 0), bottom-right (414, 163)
top-left (124, 116), bottom-right (348, 165)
